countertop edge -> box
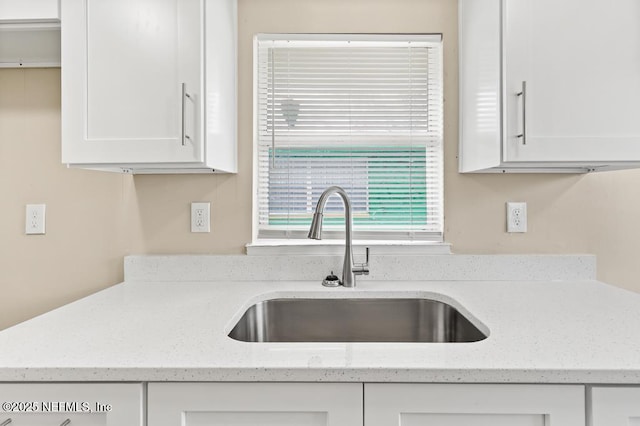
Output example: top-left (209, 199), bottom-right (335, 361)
top-left (0, 367), bottom-right (638, 384)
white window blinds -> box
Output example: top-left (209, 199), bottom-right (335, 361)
top-left (255, 34), bottom-right (443, 241)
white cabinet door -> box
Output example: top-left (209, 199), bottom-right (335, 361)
top-left (365, 384), bottom-right (584, 426)
top-left (0, 383), bottom-right (143, 425)
top-left (591, 386), bottom-right (640, 425)
top-left (504, 0), bottom-right (640, 163)
top-left (148, 383), bottom-right (362, 426)
top-left (61, 0), bottom-right (203, 166)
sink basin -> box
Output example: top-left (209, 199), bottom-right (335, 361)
top-left (228, 298), bottom-right (487, 343)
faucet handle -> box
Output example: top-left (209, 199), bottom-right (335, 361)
top-left (353, 247), bottom-right (370, 276)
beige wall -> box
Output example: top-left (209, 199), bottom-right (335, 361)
top-left (0, 68), bottom-right (131, 330)
top-left (2, 0), bottom-right (640, 329)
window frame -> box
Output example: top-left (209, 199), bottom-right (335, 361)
top-left (252, 33), bottom-right (444, 244)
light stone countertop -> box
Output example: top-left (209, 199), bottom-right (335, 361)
top-left (0, 275), bottom-right (639, 384)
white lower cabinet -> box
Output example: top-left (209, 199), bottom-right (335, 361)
top-left (147, 383), bottom-right (363, 426)
top-left (365, 384), bottom-right (585, 426)
top-left (148, 382), bottom-right (585, 426)
top-left (0, 383), bottom-right (143, 425)
top-left (590, 387), bottom-right (640, 425)
top-left (3, 381), bottom-right (638, 425)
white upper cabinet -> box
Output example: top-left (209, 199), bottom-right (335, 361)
top-left (459, 0), bottom-right (640, 173)
top-left (0, 0), bottom-right (60, 68)
top-left (0, 0), bottom-right (59, 22)
top-left (61, 0), bottom-right (237, 173)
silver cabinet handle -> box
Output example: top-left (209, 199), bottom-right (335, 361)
top-left (516, 81), bottom-right (527, 145)
top-left (1, 419), bottom-right (11, 426)
top-left (60, 420), bottom-right (70, 426)
top-left (181, 82), bottom-right (192, 146)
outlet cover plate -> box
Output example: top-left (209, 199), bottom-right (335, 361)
top-left (191, 202), bottom-right (211, 233)
top-left (507, 202), bottom-right (527, 233)
top-left (25, 204), bottom-right (46, 235)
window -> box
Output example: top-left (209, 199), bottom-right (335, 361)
top-left (255, 34), bottom-right (443, 241)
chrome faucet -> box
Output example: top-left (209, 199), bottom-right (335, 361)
top-left (307, 186), bottom-right (369, 287)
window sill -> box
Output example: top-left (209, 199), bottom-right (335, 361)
top-left (246, 240), bottom-right (452, 256)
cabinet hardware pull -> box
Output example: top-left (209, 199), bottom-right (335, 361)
top-left (1, 419), bottom-right (11, 426)
top-left (60, 420), bottom-right (70, 426)
top-left (516, 81), bottom-right (527, 145)
top-left (181, 82), bottom-right (192, 146)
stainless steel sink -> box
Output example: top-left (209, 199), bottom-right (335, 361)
top-left (228, 298), bottom-right (487, 343)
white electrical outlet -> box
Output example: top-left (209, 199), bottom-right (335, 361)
top-left (191, 202), bottom-right (211, 233)
top-left (506, 202), bottom-right (527, 233)
top-left (25, 204), bottom-right (46, 235)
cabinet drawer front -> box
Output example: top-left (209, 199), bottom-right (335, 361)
top-left (365, 383), bottom-right (584, 426)
top-left (148, 382), bottom-right (362, 426)
top-left (0, 383), bottom-right (143, 426)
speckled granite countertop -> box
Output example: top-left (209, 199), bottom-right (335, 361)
top-left (0, 272), bottom-right (639, 383)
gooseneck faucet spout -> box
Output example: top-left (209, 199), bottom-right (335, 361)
top-left (307, 186), bottom-right (369, 287)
